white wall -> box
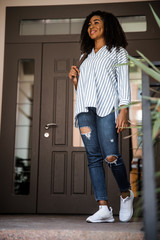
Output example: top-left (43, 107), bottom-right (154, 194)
top-left (0, 0), bottom-right (155, 128)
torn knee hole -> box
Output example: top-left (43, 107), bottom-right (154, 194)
top-left (80, 126), bottom-right (91, 140)
top-left (80, 127), bottom-right (91, 134)
top-left (107, 156), bottom-right (117, 163)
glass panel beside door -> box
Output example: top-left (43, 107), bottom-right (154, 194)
top-left (14, 59), bottom-right (34, 195)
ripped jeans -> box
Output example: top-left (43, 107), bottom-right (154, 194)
top-left (77, 107), bottom-right (130, 201)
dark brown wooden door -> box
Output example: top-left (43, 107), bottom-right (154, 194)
top-left (37, 43), bottom-right (130, 214)
top-left (0, 42), bottom-right (130, 214)
top-left (37, 43), bottom-right (98, 213)
top-left (0, 44), bottom-right (42, 213)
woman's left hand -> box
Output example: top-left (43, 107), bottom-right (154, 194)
top-left (116, 108), bottom-right (128, 133)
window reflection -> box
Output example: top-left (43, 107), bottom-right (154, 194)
top-left (46, 19), bottom-right (70, 35)
top-left (14, 59), bottom-right (34, 195)
top-left (71, 18), bottom-right (85, 34)
top-left (129, 60), bottom-right (142, 198)
top-left (118, 16), bottom-right (146, 32)
top-left (20, 20), bottom-right (45, 35)
top-left (73, 89), bottom-right (84, 147)
top-left (20, 16), bottom-right (147, 36)
top-left (129, 60), bottom-right (142, 156)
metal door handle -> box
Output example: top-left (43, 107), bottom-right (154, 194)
top-left (45, 123), bottom-right (57, 130)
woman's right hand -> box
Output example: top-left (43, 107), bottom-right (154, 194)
top-left (68, 66), bottom-right (80, 90)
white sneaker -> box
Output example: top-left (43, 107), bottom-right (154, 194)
top-left (119, 189), bottom-right (134, 222)
top-left (86, 205), bottom-right (115, 223)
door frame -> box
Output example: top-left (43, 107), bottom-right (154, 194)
top-left (4, 2), bottom-right (160, 44)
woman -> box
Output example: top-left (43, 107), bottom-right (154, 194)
top-left (69, 10), bottom-right (134, 223)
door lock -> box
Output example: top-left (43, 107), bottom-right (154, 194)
top-left (44, 132), bottom-right (50, 138)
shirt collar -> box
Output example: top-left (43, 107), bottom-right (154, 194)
top-left (92, 45), bottom-right (107, 56)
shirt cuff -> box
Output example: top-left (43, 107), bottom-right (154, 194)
top-left (119, 99), bottom-right (130, 107)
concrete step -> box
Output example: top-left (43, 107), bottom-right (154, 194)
top-left (0, 215), bottom-right (144, 240)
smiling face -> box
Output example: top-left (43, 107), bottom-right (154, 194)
top-left (87, 15), bottom-right (105, 41)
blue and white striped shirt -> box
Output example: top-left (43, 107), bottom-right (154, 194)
top-left (74, 45), bottom-right (131, 127)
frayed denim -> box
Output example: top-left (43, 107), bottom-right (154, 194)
top-left (77, 107), bottom-right (130, 201)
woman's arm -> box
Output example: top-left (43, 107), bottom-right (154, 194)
top-left (116, 48), bottom-right (131, 133)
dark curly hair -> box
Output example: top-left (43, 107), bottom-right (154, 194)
top-left (80, 10), bottom-right (128, 54)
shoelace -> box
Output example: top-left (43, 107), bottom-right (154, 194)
top-left (120, 197), bottom-right (131, 211)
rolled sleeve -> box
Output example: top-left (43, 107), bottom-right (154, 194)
top-left (116, 48), bottom-right (131, 107)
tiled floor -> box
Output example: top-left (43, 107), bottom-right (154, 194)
top-left (0, 215), bottom-right (144, 240)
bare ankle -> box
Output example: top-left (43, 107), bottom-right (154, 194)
top-left (121, 190), bottom-right (130, 199)
top-left (98, 200), bottom-right (108, 206)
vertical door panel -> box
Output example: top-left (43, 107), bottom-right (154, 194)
top-left (51, 152), bottom-right (67, 194)
top-left (54, 77), bottom-right (67, 145)
top-left (72, 152), bottom-right (86, 194)
top-left (38, 43), bottom-right (97, 213)
top-left (0, 44), bottom-right (42, 213)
